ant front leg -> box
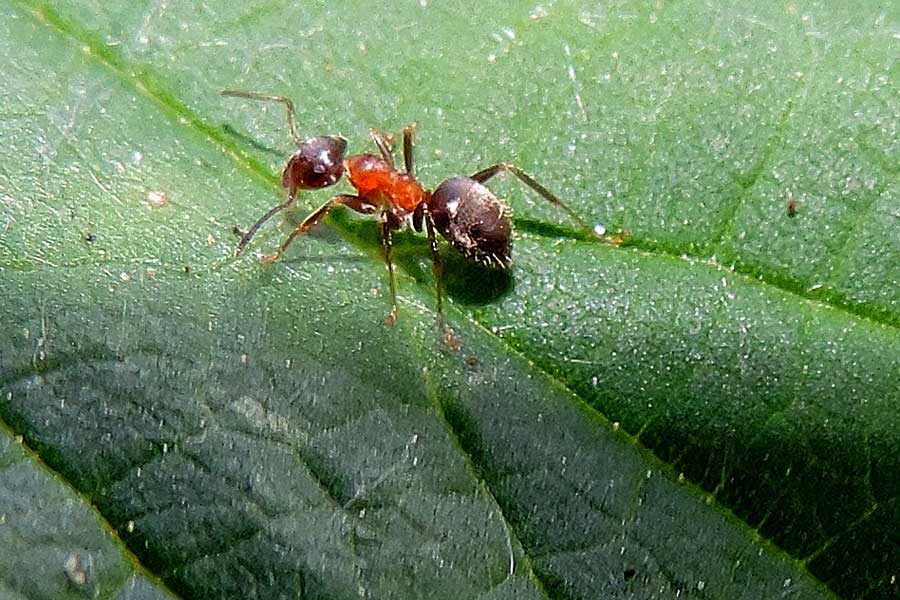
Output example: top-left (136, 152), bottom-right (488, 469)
top-left (470, 163), bottom-right (620, 243)
top-left (261, 194), bottom-right (377, 264)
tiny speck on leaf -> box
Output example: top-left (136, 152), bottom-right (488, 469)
top-left (145, 190), bottom-right (169, 208)
top-left (787, 198), bottom-right (798, 217)
top-left (63, 553), bottom-right (92, 588)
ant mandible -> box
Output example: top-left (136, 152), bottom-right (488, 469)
top-left (222, 89), bottom-right (618, 349)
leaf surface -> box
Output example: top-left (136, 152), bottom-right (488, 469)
top-left (1, 1), bottom-right (897, 599)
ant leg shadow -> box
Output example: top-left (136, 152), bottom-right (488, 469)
top-left (221, 124), bottom-right (285, 157)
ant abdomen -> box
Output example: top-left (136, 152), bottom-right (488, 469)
top-left (282, 136), bottom-right (348, 190)
top-left (429, 176), bottom-right (512, 268)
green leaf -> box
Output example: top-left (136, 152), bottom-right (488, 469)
top-left (1, 1), bottom-right (896, 599)
top-left (0, 426), bottom-right (174, 599)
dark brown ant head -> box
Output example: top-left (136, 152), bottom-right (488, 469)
top-left (282, 135), bottom-right (348, 190)
top-left (429, 176), bottom-right (512, 269)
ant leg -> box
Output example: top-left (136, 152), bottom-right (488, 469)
top-left (369, 129), bottom-right (396, 169)
top-left (470, 163), bottom-right (610, 241)
top-left (422, 204), bottom-right (461, 351)
top-left (402, 124), bottom-right (417, 175)
top-left (422, 207), bottom-right (445, 323)
top-left (261, 194), bottom-right (377, 263)
top-left (235, 188), bottom-right (297, 257)
top-left (221, 89), bottom-right (302, 147)
top-left (381, 216), bottom-right (399, 326)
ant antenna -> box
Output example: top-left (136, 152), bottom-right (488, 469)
top-left (369, 129), bottom-right (396, 169)
top-left (221, 89), bottom-right (302, 147)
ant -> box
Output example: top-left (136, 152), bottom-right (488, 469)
top-left (222, 89), bottom-right (620, 348)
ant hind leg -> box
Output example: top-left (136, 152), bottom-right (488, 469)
top-left (470, 163), bottom-right (623, 243)
top-left (381, 215), bottom-right (400, 326)
top-left (422, 204), bottom-right (461, 351)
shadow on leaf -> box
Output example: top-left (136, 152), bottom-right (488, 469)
top-left (330, 210), bottom-right (515, 306)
